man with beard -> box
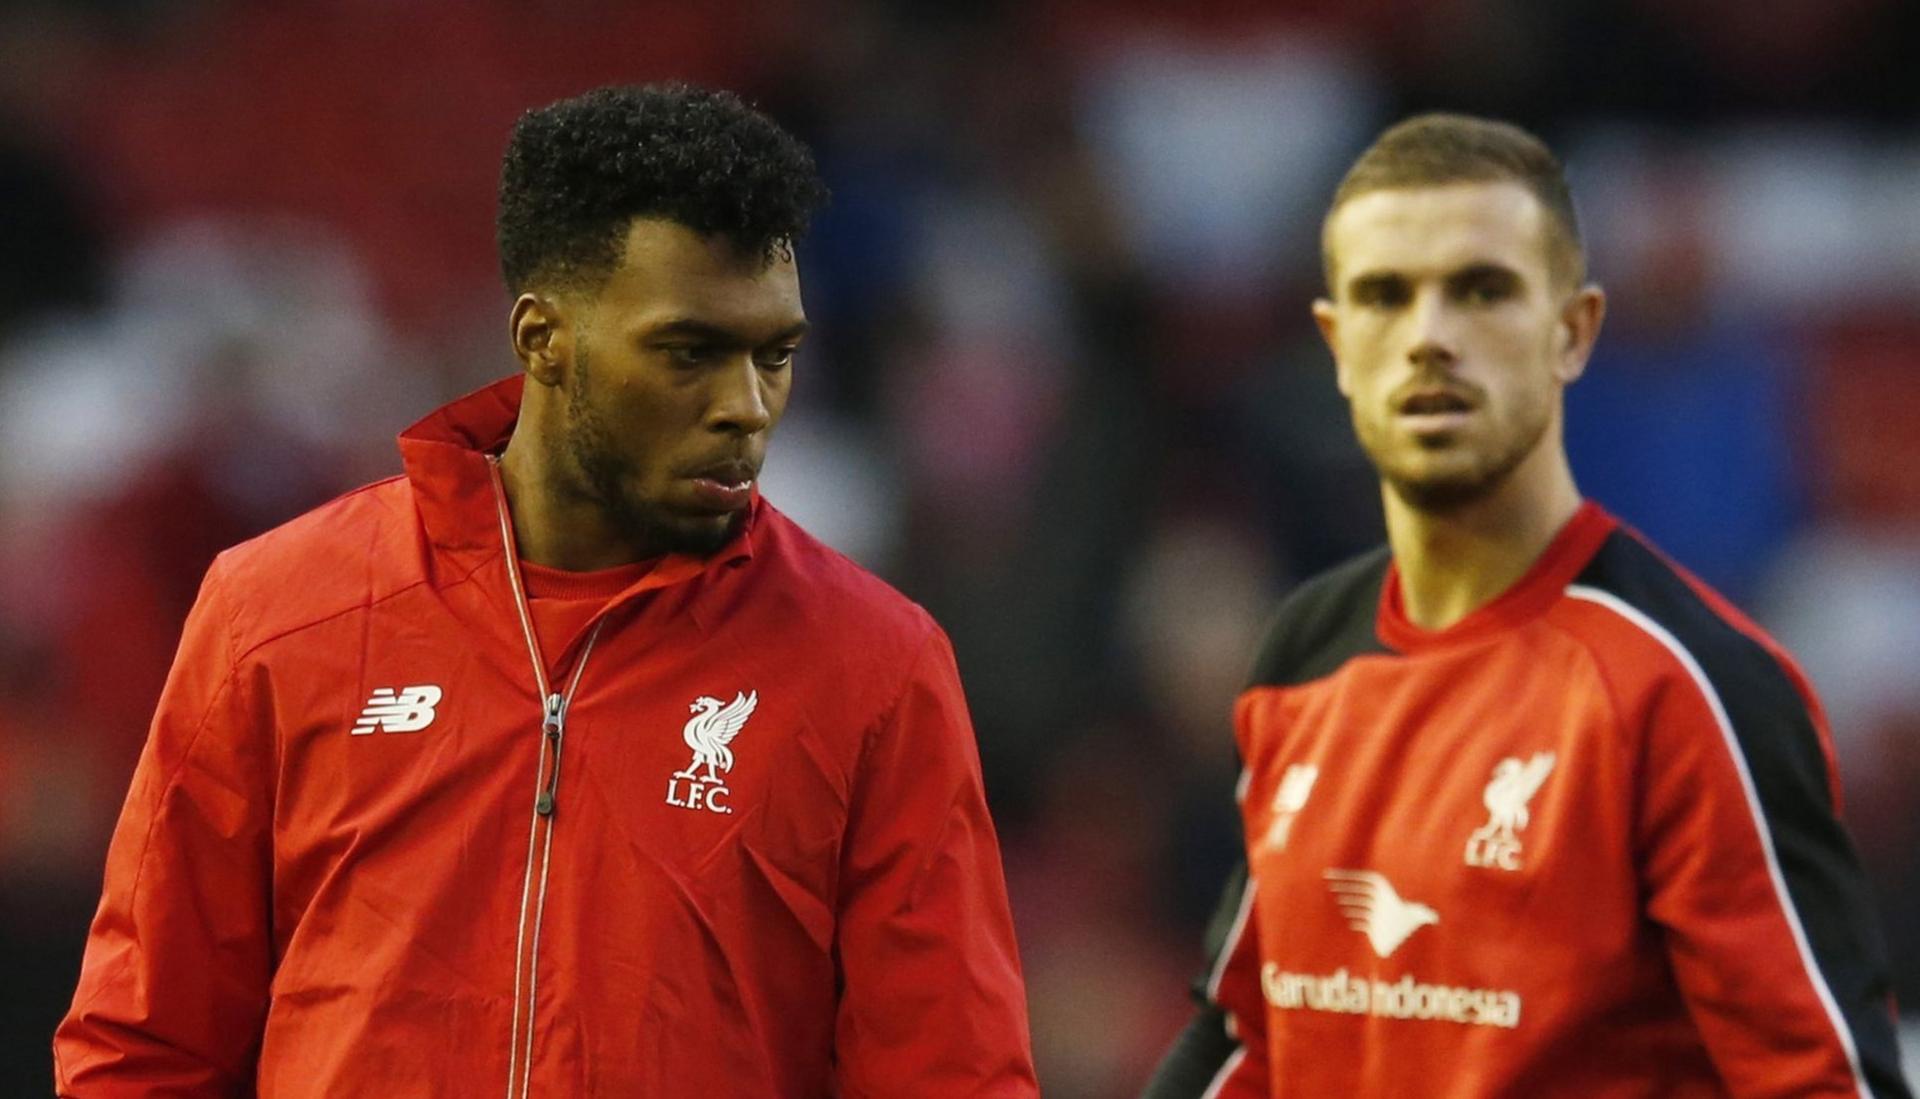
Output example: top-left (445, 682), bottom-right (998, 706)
top-left (56, 84), bottom-right (1037, 1098)
top-left (1142, 114), bottom-right (1909, 1097)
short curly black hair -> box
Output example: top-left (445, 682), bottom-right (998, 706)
top-left (496, 83), bottom-right (828, 294)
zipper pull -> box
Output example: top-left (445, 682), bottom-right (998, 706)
top-left (536, 692), bottom-right (564, 816)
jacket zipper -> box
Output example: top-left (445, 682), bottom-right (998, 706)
top-left (491, 460), bottom-right (605, 1099)
top-left (534, 692), bottom-right (562, 816)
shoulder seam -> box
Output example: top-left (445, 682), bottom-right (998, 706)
top-left (230, 552), bottom-right (492, 665)
top-left (1539, 607), bottom-right (1642, 841)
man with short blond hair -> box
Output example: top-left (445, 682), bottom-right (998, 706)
top-left (1143, 113), bottom-right (1909, 1098)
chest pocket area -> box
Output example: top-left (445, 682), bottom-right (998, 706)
top-left (572, 710), bottom-right (846, 952)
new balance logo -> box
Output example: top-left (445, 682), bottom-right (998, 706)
top-left (1324, 869), bottom-right (1438, 958)
top-left (351, 685), bottom-right (443, 734)
top-left (1261, 763), bottom-right (1319, 851)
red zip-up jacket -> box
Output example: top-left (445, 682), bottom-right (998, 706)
top-left (55, 376), bottom-right (1039, 1098)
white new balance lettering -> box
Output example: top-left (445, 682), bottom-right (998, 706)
top-left (351, 685), bottom-right (444, 734)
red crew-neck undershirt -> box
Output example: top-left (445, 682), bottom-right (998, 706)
top-left (519, 556), bottom-right (659, 659)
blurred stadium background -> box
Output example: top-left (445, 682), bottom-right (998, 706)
top-left (1, 0), bottom-right (1916, 1093)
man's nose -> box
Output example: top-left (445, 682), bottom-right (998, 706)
top-left (707, 356), bottom-right (772, 435)
top-left (1405, 288), bottom-right (1458, 372)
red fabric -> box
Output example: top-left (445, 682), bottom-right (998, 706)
top-left (54, 376), bottom-right (1037, 1097)
top-left (1217, 507), bottom-right (1878, 1097)
top-left (520, 557), bottom-right (657, 661)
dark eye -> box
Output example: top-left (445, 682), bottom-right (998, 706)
top-left (753, 346), bottom-right (797, 370)
top-left (666, 344), bottom-right (718, 367)
top-left (1453, 271), bottom-right (1518, 305)
top-left (1352, 278), bottom-right (1409, 309)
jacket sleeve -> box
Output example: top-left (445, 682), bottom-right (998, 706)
top-left (53, 554), bottom-right (275, 1097)
top-left (1636, 642), bottom-right (1910, 1099)
top-left (831, 626), bottom-right (1038, 1098)
top-left (1139, 858), bottom-right (1269, 1098)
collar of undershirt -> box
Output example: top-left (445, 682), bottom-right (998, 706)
top-left (1375, 500), bottom-right (1616, 653)
top-left (518, 556), bottom-right (662, 601)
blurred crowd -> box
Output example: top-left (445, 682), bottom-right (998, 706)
top-left (1, 0), bottom-right (1917, 1093)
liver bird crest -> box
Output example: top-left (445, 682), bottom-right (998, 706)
top-left (1481, 751), bottom-right (1556, 840)
top-left (675, 691), bottom-right (757, 782)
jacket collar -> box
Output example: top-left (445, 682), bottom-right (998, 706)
top-left (397, 374), bottom-right (758, 577)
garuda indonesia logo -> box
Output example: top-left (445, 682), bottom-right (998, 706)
top-left (665, 690), bottom-right (757, 815)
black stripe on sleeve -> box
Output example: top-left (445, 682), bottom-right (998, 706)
top-left (1190, 860), bottom-right (1253, 1006)
top-left (1575, 530), bottom-right (1911, 1098)
top-left (1139, 1006), bottom-right (1239, 1099)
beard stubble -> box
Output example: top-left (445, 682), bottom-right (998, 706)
top-left (562, 348), bottom-right (743, 559)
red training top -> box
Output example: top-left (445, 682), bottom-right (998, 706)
top-left (1151, 503), bottom-right (1907, 1098)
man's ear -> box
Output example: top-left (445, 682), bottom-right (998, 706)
top-left (1554, 284), bottom-right (1606, 385)
top-left (1313, 297), bottom-right (1351, 397)
top-left (510, 293), bottom-right (573, 387)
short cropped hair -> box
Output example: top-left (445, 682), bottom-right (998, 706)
top-left (497, 83), bottom-right (829, 294)
top-left (1322, 113), bottom-right (1584, 290)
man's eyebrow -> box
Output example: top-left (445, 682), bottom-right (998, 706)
top-left (1447, 262), bottom-right (1522, 283)
top-left (645, 319), bottom-right (811, 343)
top-left (1345, 271), bottom-right (1405, 296)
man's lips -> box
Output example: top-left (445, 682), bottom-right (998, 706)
top-left (682, 459), bottom-right (758, 511)
top-left (1397, 387), bottom-right (1476, 415)
top-left (1395, 386), bottom-right (1479, 433)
